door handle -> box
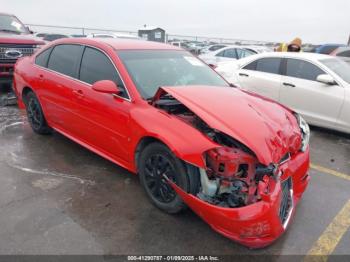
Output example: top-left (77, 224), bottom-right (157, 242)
top-left (38, 74), bottom-right (44, 81)
top-left (72, 89), bottom-right (84, 98)
top-left (239, 73), bottom-right (249, 77)
top-left (283, 82), bottom-right (295, 87)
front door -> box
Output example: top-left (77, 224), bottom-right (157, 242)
top-left (279, 58), bottom-right (344, 128)
top-left (70, 46), bottom-right (132, 162)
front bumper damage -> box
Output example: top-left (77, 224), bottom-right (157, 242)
top-left (168, 149), bottom-right (310, 248)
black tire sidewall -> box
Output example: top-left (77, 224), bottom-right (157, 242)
top-left (139, 143), bottom-right (190, 214)
top-left (25, 92), bottom-right (50, 134)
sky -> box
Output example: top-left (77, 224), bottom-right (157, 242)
top-left (1, 0), bottom-right (349, 44)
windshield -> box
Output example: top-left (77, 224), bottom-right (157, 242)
top-left (0, 14), bottom-right (29, 34)
top-left (320, 58), bottom-right (350, 84)
top-left (118, 50), bottom-right (229, 99)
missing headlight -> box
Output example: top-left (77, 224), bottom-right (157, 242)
top-left (295, 114), bottom-right (310, 152)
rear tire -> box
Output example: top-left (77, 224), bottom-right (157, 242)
top-left (139, 142), bottom-right (200, 214)
top-left (24, 91), bottom-right (52, 135)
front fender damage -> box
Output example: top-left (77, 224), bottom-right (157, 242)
top-left (165, 148), bottom-right (310, 249)
top-left (152, 88), bottom-right (310, 248)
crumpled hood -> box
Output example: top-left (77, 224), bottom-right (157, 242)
top-left (159, 86), bottom-right (302, 165)
top-left (0, 33), bottom-right (45, 45)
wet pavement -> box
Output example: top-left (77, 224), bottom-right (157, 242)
top-left (0, 103), bottom-right (349, 256)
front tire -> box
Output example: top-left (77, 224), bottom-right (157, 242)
top-left (24, 91), bottom-right (52, 135)
top-left (139, 142), bottom-right (200, 214)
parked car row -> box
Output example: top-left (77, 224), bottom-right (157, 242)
top-left (198, 45), bottom-right (257, 67)
top-left (34, 32), bottom-right (141, 43)
top-left (168, 40), bottom-right (274, 57)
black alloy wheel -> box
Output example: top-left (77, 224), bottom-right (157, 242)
top-left (139, 142), bottom-right (200, 214)
top-left (144, 153), bottom-right (178, 203)
top-left (25, 91), bottom-right (52, 134)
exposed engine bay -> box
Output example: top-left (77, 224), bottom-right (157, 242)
top-left (153, 93), bottom-right (278, 208)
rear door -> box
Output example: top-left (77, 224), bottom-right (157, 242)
top-left (33, 46), bottom-right (53, 99)
top-left (70, 46), bottom-right (132, 162)
top-left (215, 48), bottom-right (237, 63)
top-left (279, 58), bottom-right (344, 127)
top-left (236, 48), bottom-right (256, 60)
top-left (39, 44), bottom-right (84, 133)
top-left (237, 57), bottom-right (283, 101)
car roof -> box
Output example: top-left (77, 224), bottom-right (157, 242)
top-left (47, 38), bottom-right (182, 51)
top-left (245, 52), bottom-right (334, 61)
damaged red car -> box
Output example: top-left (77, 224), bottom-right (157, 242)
top-left (13, 38), bottom-right (310, 248)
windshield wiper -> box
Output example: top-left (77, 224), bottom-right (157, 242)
top-left (0, 29), bottom-right (21, 34)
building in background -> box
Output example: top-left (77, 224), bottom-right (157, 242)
top-left (138, 26), bottom-right (166, 43)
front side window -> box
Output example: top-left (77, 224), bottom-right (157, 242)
top-left (286, 59), bottom-right (324, 81)
top-left (320, 58), bottom-right (350, 84)
top-left (0, 14), bottom-right (29, 34)
top-left (79, 47), bottom-right (126, 97)
top-left (255, 58), bottom-right (281, 74)
top-left (35, 47), bottom-right (53, 68)
top-left (47, 45), bottom-right (84, 78)
top-left (118, 50), bottom-right (229, 99)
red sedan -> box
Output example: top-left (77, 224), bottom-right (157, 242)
top-left (13, 38), bottom-right (310, 248)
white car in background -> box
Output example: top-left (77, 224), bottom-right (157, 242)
top-left (216, 52), bottom-right (350, 134)
top-left (86, 33), bottom-right (140, 40)
top-left (243, 45), bottom-right (273, 53)
top-left (199, 44), bottom-right (228, 54)
top-left (198, 46), bottom-right (256, 67)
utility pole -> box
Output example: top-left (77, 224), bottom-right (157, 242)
top-left (348, 34), bottom-right (350, 45)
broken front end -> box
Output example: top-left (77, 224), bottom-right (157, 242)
top-left (154, 90), bottom-right (310, 248)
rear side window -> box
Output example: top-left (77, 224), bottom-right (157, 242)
top-left (255, 58), bottom-right (281, 74)
top-left (337, 50), bottom-right (350, 57)
top-left (79, 47), bottom-right (126, 97)
top-left (286, 59), bottom-right (325, 81)
top-left (223, 48), bottom-right (237, 58)
top-left (236, 49), bottom-right (255, 59)
top-left (35, 47), bottom-right (52, 67)
top-left (216, 50), bottom-right (225, 57)
top-left (47, 45), bottom-right (84, 78)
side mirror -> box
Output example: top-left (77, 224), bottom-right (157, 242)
top-left (316, 74), bottom-right (336, 85)
top-left (92, 80), bottom-right (121, 95)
